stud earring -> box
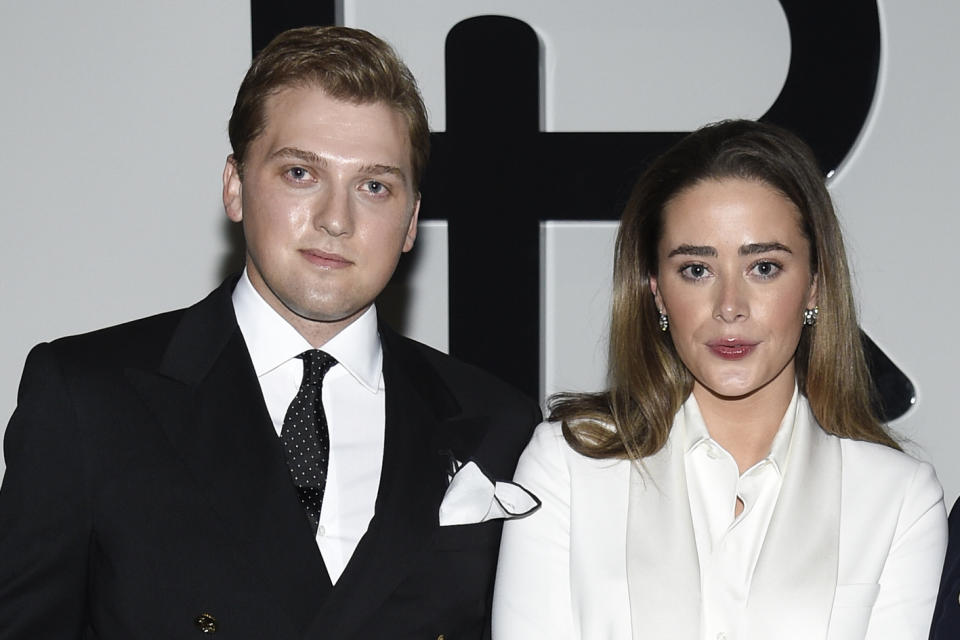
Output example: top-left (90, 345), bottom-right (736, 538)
top-left (658, 312), bottom-right (669, 332)
top-left (803, 306), bottom-right (819, 327)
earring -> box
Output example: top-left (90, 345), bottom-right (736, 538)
top-left (803, 306), bottom-right (819, 326)
top-left (658, 312), bottom-right (669, 332)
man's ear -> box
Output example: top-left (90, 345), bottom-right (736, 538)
top-left (223, 155), bottom-right (243, 223)
top-left (402, 193), bottom-right (420, 253)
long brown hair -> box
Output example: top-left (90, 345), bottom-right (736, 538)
top-left (552, 120), bottom-right (899, 459)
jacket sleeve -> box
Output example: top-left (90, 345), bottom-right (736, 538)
top-left (0, 343), bottom-right (91, 639)
top-left (491, 422), bottom-right (574, 640)
top-left (865, 459), bottom-right (947, 639)
top-left (930, 497), bottom-right (960, 639)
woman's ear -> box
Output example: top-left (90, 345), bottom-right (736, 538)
top-left (807, 273), bottom-right (819, 310)
top-left (650, 275), bottom-right (665, 313)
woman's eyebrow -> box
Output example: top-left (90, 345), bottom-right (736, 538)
top-left (667, 244), bottom-right (716, 258)
top-left (739, 242), bottom-right (792, 255)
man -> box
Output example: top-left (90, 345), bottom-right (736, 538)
top-left (931, 500), bottom-right (960, 638)
top-left (0, 26), bottom-right (540, 639)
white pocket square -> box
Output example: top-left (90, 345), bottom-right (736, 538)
top-left (438, 461), bottom-right (540, 526)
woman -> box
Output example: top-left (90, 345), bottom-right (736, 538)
top-left (492, 120), bottom-right (947, 639)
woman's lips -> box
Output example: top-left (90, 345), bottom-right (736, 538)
top-left (707, 339), bottom-right (758, 360)
top-left (301, 249), bottom-right (351, 268)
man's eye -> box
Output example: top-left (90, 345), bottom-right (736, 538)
top-left (286, 167), bottom-right (310, 181)
top-left (365, 180), bottom-right (387, 195)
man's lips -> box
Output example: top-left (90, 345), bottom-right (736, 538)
top-left (706, 338), bottom-right (759, 360)
top-left (300, 249), bottom-right (352, 268)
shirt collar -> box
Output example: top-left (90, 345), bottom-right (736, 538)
top-left (680, 384), bottom-right (800, 474)
top-left (232, 269), bottom-right (383, 392)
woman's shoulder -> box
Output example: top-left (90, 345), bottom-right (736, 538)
top-left (839, 437), bottom-right (943, 504)
top-left (521, 420), bottom-right (566, 461)
top-left (524, 419), bottom-right (604, 460)
top-left (518, 419), bottom-right (631, 479)
top-left (839, 436), bottom-right (932, 472)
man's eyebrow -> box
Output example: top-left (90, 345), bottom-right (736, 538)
top-left (667, 244), bottom-right (717, 258)
top-left (739, 242), bottom-right (792, 256)
top-left (358, 163), bottom-right (407, 181)
top-left (267, 150), bottom-right (406, 181)
top-left (270, 147), bottom-right (325, 165)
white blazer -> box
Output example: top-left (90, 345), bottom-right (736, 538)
top-left (492, 395), bottom-right (947, 639)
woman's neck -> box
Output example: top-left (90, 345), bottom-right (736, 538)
top-left (692, 374), bottom-right (795, 474)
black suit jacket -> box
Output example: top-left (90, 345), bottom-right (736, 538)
top-left (0, 279), bottom-right (540, 639)
top-left (931, 497), bottom-right (960, 639)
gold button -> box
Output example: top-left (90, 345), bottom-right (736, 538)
top-left (194, 612), bottom-right (217, 633)
top-left (437, 636), bottom-right (445, 640)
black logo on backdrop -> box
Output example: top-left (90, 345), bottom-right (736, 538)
top-left (250, 0), bottom-right (913, 420)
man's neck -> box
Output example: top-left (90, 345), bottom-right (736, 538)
top-left (285, 307), bottom-right (367, 349)
top-left (246, 269), bottom-right (368, 348)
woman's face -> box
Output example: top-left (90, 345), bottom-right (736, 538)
top-left (650, 178), bottom-right (818, 403)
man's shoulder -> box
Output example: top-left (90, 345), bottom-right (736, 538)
top-left (382, 329), bottom-right (536, 414)
top-left (40, 281), bottom-right (234, 372)
top-left (382, 329), bottom-right (541, 479)
top-left (42, 308), bottom-right (185, 368)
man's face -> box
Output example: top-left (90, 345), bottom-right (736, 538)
top-left (223, 85), bottom-right (419, 346)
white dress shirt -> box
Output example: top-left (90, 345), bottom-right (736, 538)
top-left (684, 389), bottom-right (798, 640)
top-left (232, 270), bottom-right (385, 583)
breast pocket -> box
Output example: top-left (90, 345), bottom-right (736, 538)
top-left (434, 519), bottom-right (503, 550)
top-left (828, 583), bottom-right (880, 639)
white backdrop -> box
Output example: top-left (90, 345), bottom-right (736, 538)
top-left (2, 1), bottom-right (959, 505)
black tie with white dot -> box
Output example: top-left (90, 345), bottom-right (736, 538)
top-left (280, 349), bottom-right (337, 535)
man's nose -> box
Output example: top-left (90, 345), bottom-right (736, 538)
top-left (313, 186), bottom-right (354, 237)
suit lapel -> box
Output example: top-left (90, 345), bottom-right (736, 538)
top-left (303, 328), bottom-right (457, 638)
top-left (125, 280), bottom-right (332, 634)
top-left (626, 409), bottom-right (702, 640)
top-left (742, 397), bottom-right (840, 639)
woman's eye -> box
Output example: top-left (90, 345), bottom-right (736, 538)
top-left (751, 261), bottom-right (781, 279)
top-left (680, 264), bottom-right (709, 280)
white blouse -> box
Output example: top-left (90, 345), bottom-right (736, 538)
top-left (684, 390), bottom-right (796, 640)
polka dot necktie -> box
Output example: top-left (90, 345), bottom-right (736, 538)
top-left (280, 349), bottom-right (337, 534)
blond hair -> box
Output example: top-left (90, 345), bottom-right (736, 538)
top-left (228, 26), bottom-right (429, 187)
